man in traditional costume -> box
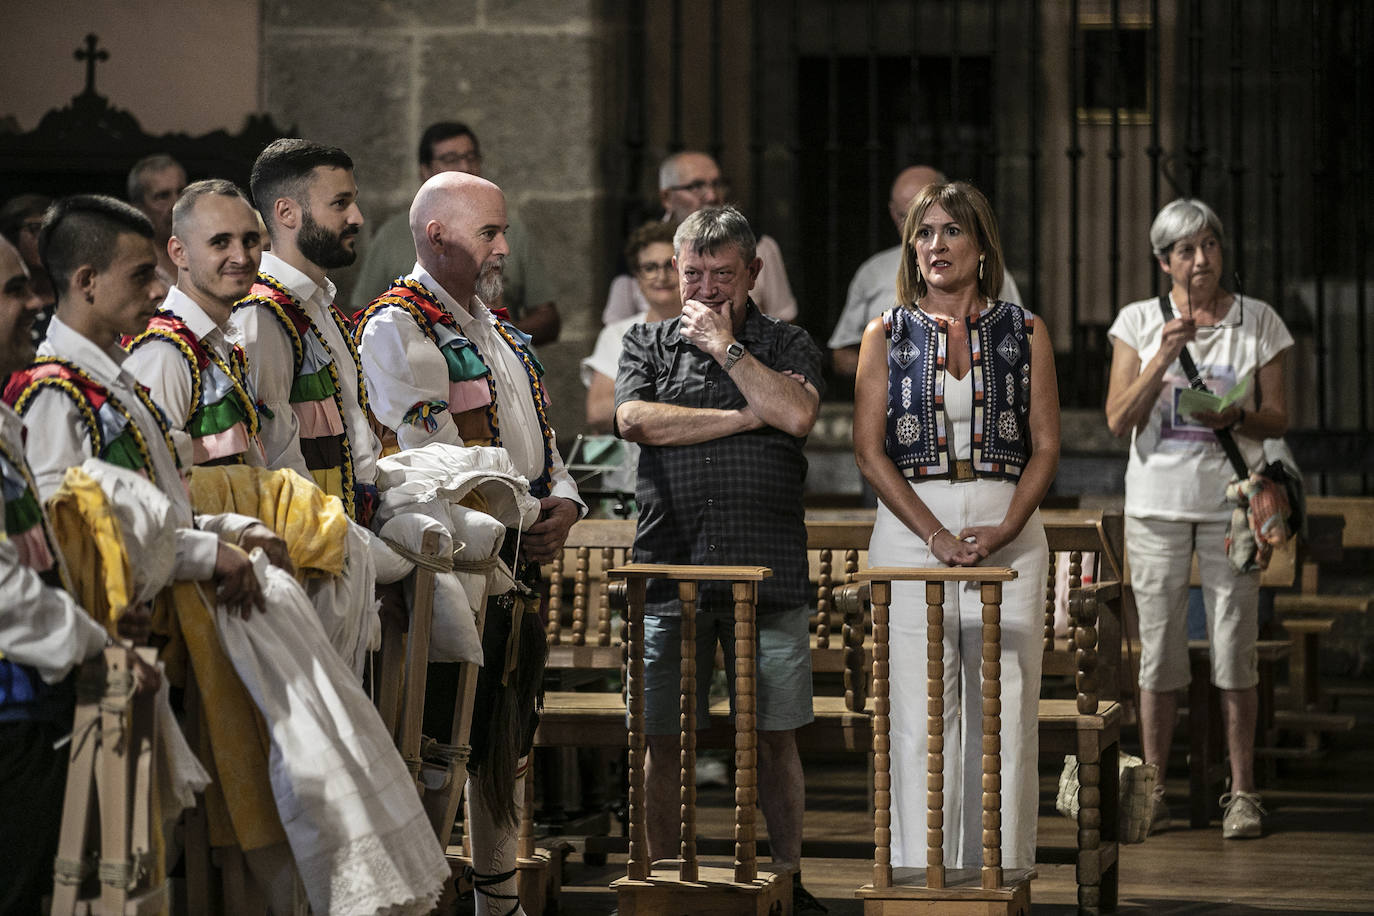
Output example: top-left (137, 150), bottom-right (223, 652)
top-left (231, 138), bottom-right (380, 524)
top-left (0, 233), bottom-right (160, 914)
top-left (124, 179), bottom-right (266, 468)
top-left (1, 194), bottom-right (309, 904)
top-left (355, 170), bottom-right (583, 916)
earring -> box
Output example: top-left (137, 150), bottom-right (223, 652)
top-left (978, 254), bottom-right (986, 280)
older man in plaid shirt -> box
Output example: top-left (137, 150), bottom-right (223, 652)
top-left (614, 205), bottom-right (827, 913)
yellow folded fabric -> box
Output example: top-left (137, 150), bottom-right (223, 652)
top-left (49, 465), bottom-right (285, 851)
top-left (45, 466), bottom-right (133, 637)
top-left (188, 465), bottom-right (348, 578)
top-left (159, 582), bottom-right (284, 850)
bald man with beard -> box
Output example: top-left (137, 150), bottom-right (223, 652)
top-left (354, 171), bottom-right (583, 916)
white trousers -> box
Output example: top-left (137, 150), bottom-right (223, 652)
top-left (870, 478), bottom-right (1047, 869)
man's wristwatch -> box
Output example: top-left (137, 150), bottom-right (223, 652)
top-left (722, 342), bottom-right (746, 373)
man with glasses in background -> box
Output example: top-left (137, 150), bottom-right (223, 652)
top-left (350, 121), bottom-right (560, 345)
top-left (601, 150), bottom-right (798, 325)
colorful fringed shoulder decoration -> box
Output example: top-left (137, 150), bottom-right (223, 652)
top-left (356, 279), bottom-right (556, 497)
top-left (2, 358), bottom-right (176, 483)
top-left (126, 312), bottom-right (261, 464)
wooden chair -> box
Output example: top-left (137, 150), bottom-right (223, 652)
top-left (51, 647), bottom-right (166, 916)
top-left (609, 563), bottom-right (792, 915)
top-left (854, 567), bottom-right (1032, 916)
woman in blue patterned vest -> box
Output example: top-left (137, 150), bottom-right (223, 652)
top-left (852, 181), bottom-right (1061, 871)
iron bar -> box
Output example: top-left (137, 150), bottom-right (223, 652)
top-left (1148, 0), bottom-right (1161, 217)
top-left (1268, 0), bottom-right (1283, 320)
top-left (710, 0), bottom-right (723, 164)
top-left (1027, 0), bottom-right (1041, 314)
top-left (1356, 4), bottom-right (1370, 438)
top-left (1108, 0), bottom-right (1122, 319)
top-left (826, 0), bottom-right (841, 316)
top-left (1069, 0), bottom-right (1084, 393)
top-left (1310, 0), bottom-right (1326, 428)
top-left (1185, 0), bottom-right (1204, 195)
top-left (750, 0), bottom-right (765, 223)
top-left (669, 0), bottom-right (683, 152)
top-left (867, 0), bottom-right (882, 255)
top-left (1229, 0), bottom-right (1245, 277)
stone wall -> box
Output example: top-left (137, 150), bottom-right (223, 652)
top-left (259, 0), bottom-right (624, 442)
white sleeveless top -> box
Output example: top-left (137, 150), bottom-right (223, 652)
top-left (944, 370), bottom-right (973, 460)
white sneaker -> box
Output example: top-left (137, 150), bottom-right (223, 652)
top-left (1149, 786), bottom-right (1169, 835)
top-left (1220, 791), bottom-right (1265, 838)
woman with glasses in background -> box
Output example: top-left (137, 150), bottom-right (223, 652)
top-left (1105, 198), bottom-right (1293, 840)
top-left (583, 221), bottom-right (682, 433)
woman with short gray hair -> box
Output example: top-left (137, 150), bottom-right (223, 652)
top-left (1105, 197), bottom-right (1293, 839)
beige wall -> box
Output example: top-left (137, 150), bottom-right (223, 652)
top-left (259, 0), bottom-right (617, 442)
top-left (0, 0), bottom-right (260, 135)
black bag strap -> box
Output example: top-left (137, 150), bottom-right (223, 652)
top-left (1158, 294), bottom-right (1250, 479)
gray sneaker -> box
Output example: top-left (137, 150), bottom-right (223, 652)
top-left (1220, 791), bottom-right (1266, 838)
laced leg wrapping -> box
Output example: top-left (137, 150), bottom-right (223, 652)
top-left (466, 758), bottom-right (527, 916)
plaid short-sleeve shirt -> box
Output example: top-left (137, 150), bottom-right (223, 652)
top-left (614, 301), bottom-right (824, 614)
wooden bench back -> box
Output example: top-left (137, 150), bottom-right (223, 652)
top-left (541, 510), bottom-right (1125, 712)
top-left (1307, 496), bottom-right (1374, 549)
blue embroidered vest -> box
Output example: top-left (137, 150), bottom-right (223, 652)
top-left (884, 300), bottom-right (1035, 482)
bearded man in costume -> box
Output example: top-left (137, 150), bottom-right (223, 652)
top-left (355, 170), bottom-right (583, 916)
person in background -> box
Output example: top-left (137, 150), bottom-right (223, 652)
top-left (582, 221), bottom-right (682, 433)
top-left (602, 150), bottom-right (797, 325)
top-left (0, 194), bottom-right (57, 342)
top-left (1105, 197), bottom-right (1292, 839)
top-left (349, 121), bottom-right (560, 345)
top-left (126, 153), bottom-right (188, 288)
top-left (829, 165), bottom-right (1022, 379)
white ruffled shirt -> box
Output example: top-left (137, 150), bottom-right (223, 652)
top-left (357, 265), bottom-right (583, 512)
top-left (23, 316), bottom-right (223, 581)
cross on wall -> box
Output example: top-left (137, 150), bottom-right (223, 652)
top-left (74, 33), bottom-right (108, 97)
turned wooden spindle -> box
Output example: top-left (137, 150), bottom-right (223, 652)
top-left (547, 549), bottom-right (564, 643)
top-left (925, 580), bottom-right (946, 890)
top-left (594, 547), bottom-right (615, 646)
top-left (841, 583), bottom-right (870, 713)
top-left (1068, 549), bottom-right (1083, 590)
top-left (733, 579), bottom-right (759, 885)
top-left (1074, 588), bottom-right (1101, 714)
top-left (981, 581), bottom-right (1004, 890)
top-left (626, 576), bottom-right (649, 881)
top-left (816, 547), bottom-right (834, 649)
top-left (1044, 550), bottom-right (1057, 652)
top-left (571, 546), bottom-right (590, 646)
top-left (678, 580), bottom-right (699, 882)
top-left (871, 580), bottom-right (893, 889)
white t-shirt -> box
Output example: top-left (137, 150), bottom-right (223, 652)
top-left (1107, 293), bottom-right (1293, 521)
top-left (580, 312), bottom-right (645, 388)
